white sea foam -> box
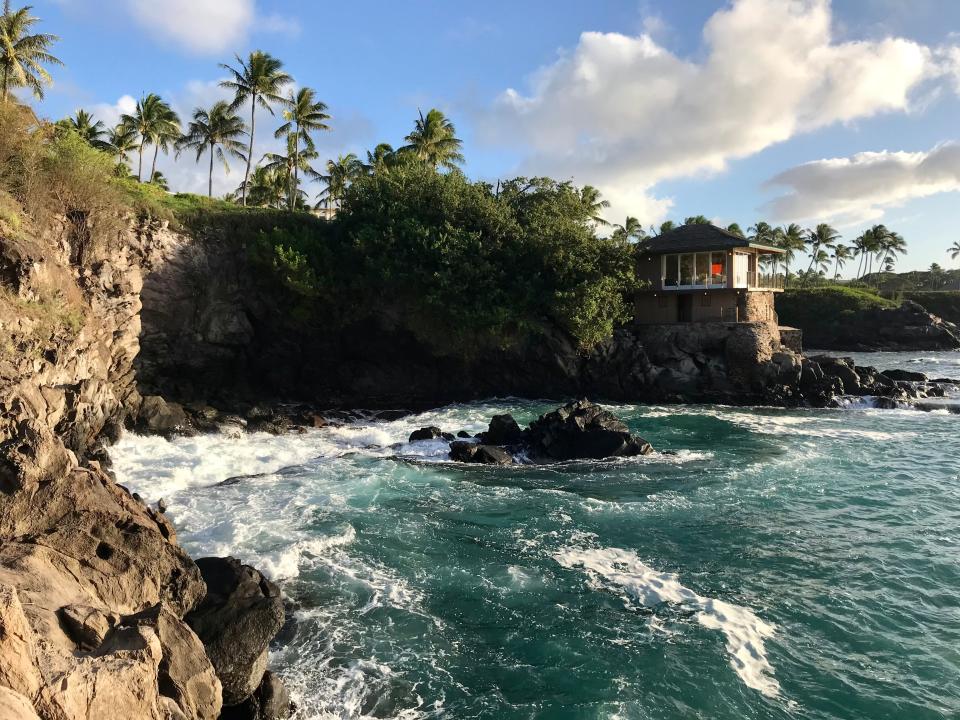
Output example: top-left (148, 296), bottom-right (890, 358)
top-left (554, 546), bottom-right (780, 698)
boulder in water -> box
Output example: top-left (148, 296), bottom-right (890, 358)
top-left (185, 557), bottom-right (284, 706)
top-left (409, 426), bottom-right (443, 442)
top-left (449, 441), bottom-right (514, 465)
top-left (219, 670), bottom-right (292, 720)
top-left (526, 400), bottom-right (653, 461)
top-left (482, 414), bottom-right (524, 445)
top-left (882, 368), bottom-right (927, 383)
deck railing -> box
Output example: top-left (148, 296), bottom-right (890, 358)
top-left (746, 271), bottom-right (785, 290)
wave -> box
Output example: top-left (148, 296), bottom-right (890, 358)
top-left (554, 545), bottom-right (781, 698)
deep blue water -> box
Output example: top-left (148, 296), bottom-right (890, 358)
top-left (111, 351), bottom-right (960, 720)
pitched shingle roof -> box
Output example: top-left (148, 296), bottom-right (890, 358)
top-left (639, 224), bottom-right (783, 254)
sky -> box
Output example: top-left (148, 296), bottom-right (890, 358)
top-left (28, 0), bottom-right (960, 273)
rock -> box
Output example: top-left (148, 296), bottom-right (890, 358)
top-left (526, 400), bottom-right (653, 461)
top-left (810, 355), bottom-right (861, 394)
top-left (449, 442), bottom-right (514, 465)
top-left (482, 414), bottom-right (524, 445)
top-left (408, 426), bottom-right (443, 442)
top-left (185, 557), bottom-right (284, 706)
top-left (456, 430), bottom-right (471, 438)
top-left (310, 414), bottom-right (328, 428)
top-left (58, 603), bottom-right (115, 650)
top-left (158, 497), bottom-right (168, 513)
top-left (138, 395), bottom-right (189, 435)
top-left (882, 368), bottom-right (927, 383)
top-left (219, 671), bottom-right (292, 720)
top-left (0, 686), bottom-right (41, 720)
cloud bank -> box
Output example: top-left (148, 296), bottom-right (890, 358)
top-left (481, 0), bottom-right (957, 224)
top-left (763, 142), bottom-right (960, 225)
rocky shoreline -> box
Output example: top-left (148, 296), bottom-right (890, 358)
top-left (2, 215), bottom-right (958, 720)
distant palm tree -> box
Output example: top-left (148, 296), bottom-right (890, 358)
top-left (950, 241), bottom-right (960, 264)
top-left (830, 243), bottom-right (852, 280)
top-left (121, 93), bottom-right (179, 182)
top-left (318, 153), bottom-right (364, 211)
top-left (726, 223), bottom-right (744, 237)
top-left (149, 170), bottom-right (169, 191)
top-left (611, 216), bottom-right (645, 243)
top-left (813, 249), bottom-right (831, 277)
top-left (106, 121), bottom-right (138, 168)
top-left (274, 87), bottom-right (330, 209)
top-left (0, 1), bottom-right (61, 102)
top-left (178, 101), bottom-right (247, 198)
top-left (877, 229), bottom-right (906, 273)
top-left (402, 108), bottom-right (464, 170)
top-left (777, 223), bottom-right (806, 284)
top-left (579, 185), bottom-right (610, 226)
top-left (262, 132), bottom-right (322, 209)
top-left (803, 223), bottom-right (840, 284)
top-left (240, 165), bottom-right (287, 208)
top-left (658, 220), bottom-right (676, 235)
top-left (748, 221), bottom-right (776, 245)
top-left (220, 51), bottom-right (291, 206)
top-left (683, 215), bottom-right (711, 225)
top-left (61, 109), bottom-right (109, 149)
top-left (365, 142), bottom-right (396, 175)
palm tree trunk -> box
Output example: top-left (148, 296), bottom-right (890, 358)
top-left (151, 144), bottom-right (159, 183)
top-left (208, 143), bottom-right (215, 198)
top-left (291, 127), bottom-right (299, 211)
top-left (1, 68), bottom-right (8, 103)
top-left (242, 96), bottom-right (256, 207)
top-left (137, 140), bottom-right (146, 183)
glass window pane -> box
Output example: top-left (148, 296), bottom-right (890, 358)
top-left (680, 254), bottom-right (695, 285)
top-left (696, 253), bottom-right (709, 285)
top-left (711, 252), bottom-right (727, 284)
top-left (664, 254), bottom-right (679, 286)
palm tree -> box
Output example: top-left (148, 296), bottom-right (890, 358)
top-left (318, 153), bottom-right (364, 211)
top-left (611, 216), bottom-right (645, 243)
top-left (0, 1), bottom-right (61, 102)
top-left (749, 221), bottom-right (776, 245)
top-left (402, 108), bottom-right (464, 170)
top-left (240, 166), bottom-right (287, 208)
top-left (813, 249), bottom-right (831, 277)
top-left (121, 93), bottom-right (179, 182)
top-left (149, 170), bottom-right (169, 191)
top-left (365, 142), bottom-right (396, 175)
top-left (178, 101), bottom-right (247, 198)
top-left (106, 121), bottom-right (138, 167)
top-left (657, 220), bottom-right (676, 235)
top-left (579, 185), bottom-right (610, 226)
top-left (950, 241), bottom-right (960, 265)
top-left (830, 243), bottom-right (852, 280)
top-left (683, 215), bottom-right (711, 225)
top-left (877, 229), bottom-right (906, 274)
top-left (803, 223), bottom-right (840, 283)
top-left (726, 223), bottom-right (745, 237)
top-left (777, 223), bottom-right (806, 284)
top-left (262, 132), bottom-right (322, 209)
top-left (273, 87), bottom-right (330, 209)
top-left (60, 109), bottom-right (109, 149)
top-left (220, 51), bottom-right (292, 206)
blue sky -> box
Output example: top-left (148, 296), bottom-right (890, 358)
top-left (32, 0), bottom-right (960, 272)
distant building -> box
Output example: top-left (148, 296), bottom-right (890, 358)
top-left (634, 224), bottom-right (786, 324)
top-left (312, 205), bottom-right (337, 221)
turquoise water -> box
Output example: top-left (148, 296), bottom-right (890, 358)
top-left (111, 352), bottom-right (960, 720)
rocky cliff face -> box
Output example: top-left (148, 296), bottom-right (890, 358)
top-left (0, 215), bottom-right (287, 720)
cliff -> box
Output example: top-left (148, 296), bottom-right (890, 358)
top-left (0, 209), bottom-right (286, 720)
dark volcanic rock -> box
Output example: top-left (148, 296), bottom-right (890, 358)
top-left (185, 557), bottom-right (285, 706)
top-left (526, 400), bottom-right (653, 461)
top-left (219, 670), bottom-right (292, 720)
top-left (810, 355), bottom-right (861, 394)
top-left (449, 441), bottom-right (514, 465)
top-left (482, 414), bottom-right (525, 445)
top-left (882, 368), bottom-right (927, 383)
top-left (408, 426), bottom-right (443, 442)
top-left (137, 395), bottom-right (190, 435)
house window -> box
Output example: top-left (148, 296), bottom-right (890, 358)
top-left (664, 255), bottom-right (679, 287)
top-left (696, 253), bottom-right (710, 286)
top-left (711, 252), bottom-right (727, 284)
top-left (680, 254), bottom-right (695, 286)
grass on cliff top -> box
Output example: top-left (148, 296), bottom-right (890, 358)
top-left (777, 286), bottom-right (897, 329)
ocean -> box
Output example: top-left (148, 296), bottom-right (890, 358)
top-left (109, 350), bottom-right (960, 720)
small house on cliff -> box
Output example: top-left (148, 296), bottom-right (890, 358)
top-left (634, 224), bottom-right (786, 324)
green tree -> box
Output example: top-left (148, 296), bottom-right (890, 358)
top-left (0, 1), bottom-right (61, 102)
top-left (657, 220), bottom-right (676, 235)
top-left (318, 153), bottom-right (364, 211)
top-left (830, 242), bottom-right (851, 280)
top-left (579, 185), bottom-right (610, 226)
top-left (262, 132), bottom-right (322, 210)
top-left (274, 87), bottom-right (330, 209)
top-left (610, 216), bottom-right (645, 243)
top-left (236, 165), bottom-right (287, 208)
top-left (726, 222), bottom-right (744, 237)
top-left (149, 170), bottom-right (169, 191)
top-left (683, 215), bottom-right (711, 225)
top-left (121, 93), bottom-right (180, 182)
top-left (106, 122), bottom-right (137, 164)
top-left (220, 51), bottom-right (291, 206)
top-left (364, 142), bottom-right (396, 175)
top-left (178, 100), bottom-right (247, 198)
top-left (59, 109), bottom-right (109, 149)
top-left (803, 223), bottom-right (840, 284)
top-left (402, 108), bottom-right (464, 170)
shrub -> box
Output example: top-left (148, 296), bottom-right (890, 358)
top-left (776, 286), bottom-right (896, 331)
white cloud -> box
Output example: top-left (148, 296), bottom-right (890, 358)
top-left (762, 142), bottom-right (960, 225)
top-left (480, 0), bottom-right (956, 225)
top-left (89, 94), bottom-right (136, 128)
top-left (126, 0), bottom-right (255, 54)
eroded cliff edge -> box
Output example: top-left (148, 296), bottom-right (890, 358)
top-left (0, 212), bottom-right (286, 720)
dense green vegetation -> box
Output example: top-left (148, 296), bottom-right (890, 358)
top-left (776, 287), bottom-right (896, 332)
top-left (890, 292), bottom-right (960, 324)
